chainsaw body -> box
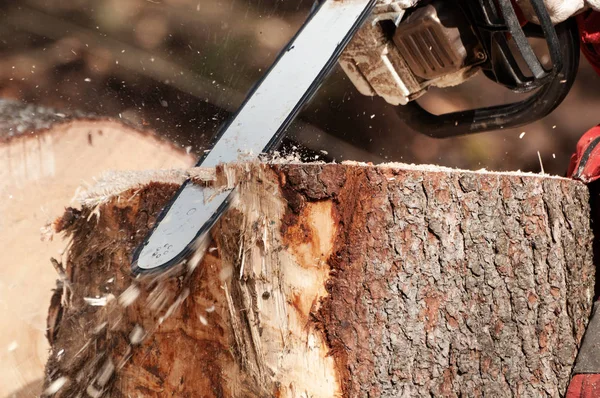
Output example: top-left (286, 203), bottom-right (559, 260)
top-left (340, 0), bottom-right (581, 137)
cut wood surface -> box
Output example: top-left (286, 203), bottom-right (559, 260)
top-left (43, 162), bottom-right (595, 397)
top-left (0, 100), bottom-right (195, 397)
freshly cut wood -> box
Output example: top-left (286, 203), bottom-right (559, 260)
top-left (0, 100), bottom-right (194, 397)
top-left (43, 162), bottom-right (595, 397)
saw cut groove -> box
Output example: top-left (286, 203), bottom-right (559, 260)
top-left (43, 163), bottom-right (594, 397)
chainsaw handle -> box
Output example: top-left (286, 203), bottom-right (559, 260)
top-left (396, 17), bottom-right (579, 138)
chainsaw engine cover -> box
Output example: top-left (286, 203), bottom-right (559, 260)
top-left (393, 2), bottom-right (485, 80)
top-left (339, 0), bottom-right (484, 105)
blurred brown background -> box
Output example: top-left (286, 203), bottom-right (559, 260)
top-left (2, 0), bottom-right (599, 174)
top-left (1, 0), bottom-right (600, 395)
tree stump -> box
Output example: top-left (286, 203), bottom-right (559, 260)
top-left (43, 163), bottom-right (595, 397)
top-left (0, 100), bottom-right (194, 397)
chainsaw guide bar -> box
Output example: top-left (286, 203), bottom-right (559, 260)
top-left (131, 0), bottom-right (378, 273)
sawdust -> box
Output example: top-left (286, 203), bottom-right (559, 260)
top-left (69, 160), bottom-right (568, 208)
top-left (72, 168), bottom-right (216, 207)
top-left (350, 161), bottom-right (569, 179)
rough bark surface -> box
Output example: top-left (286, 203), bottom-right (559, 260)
top-left (43, 163), bottom-right (595, 397)
top-left (0, 99), bottom-right (194, 397)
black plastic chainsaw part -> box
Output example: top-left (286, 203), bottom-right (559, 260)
top-left (396, 0), bottom-right (580, 137)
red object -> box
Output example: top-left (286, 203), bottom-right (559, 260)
top-left (566, 374), bottom-right (600, 398)
top-left (567, 125), bottom-right (600, 183)
top-left (578, 11), bottom-right (600, 76)
top-left (564, 10), bottom-right (600, 183)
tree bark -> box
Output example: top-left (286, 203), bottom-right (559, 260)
top-left (43, 163), bottom-right (595, 397)
top-left (0, 99), bottom-right (194, 397)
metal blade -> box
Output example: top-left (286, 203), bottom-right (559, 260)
top-left (132, 0), bottom-right (377, 273)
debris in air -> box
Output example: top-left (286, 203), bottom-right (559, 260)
top-left (84, 295), bottom-right (114, 306)
top-left (43, 377), bottom-right (69, 395)
top-left (537, 151), bottom-right (545, 174)
top-left (94, 322), bottom-right (108, 334)
top-left (7, 341), bottom-right (18, 352)
top-left (118, 285), bottom-right (140, 307)
top-left (130, 325), bottom-right (145, 345)
top-left (519, 132), bottom-right (526, 139)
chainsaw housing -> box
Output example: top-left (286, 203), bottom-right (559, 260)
top-left (340, 0), bottom-right (486, 105)
top-left (340, 0), bottom-right (580, 136)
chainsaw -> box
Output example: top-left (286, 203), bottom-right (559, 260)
top-left (131, 0), bottom-right (580, 273)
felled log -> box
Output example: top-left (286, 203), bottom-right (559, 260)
top-left (43, 162), bottom-right (595, 397)
top-left (0, 100), bottom-right (194, 397)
